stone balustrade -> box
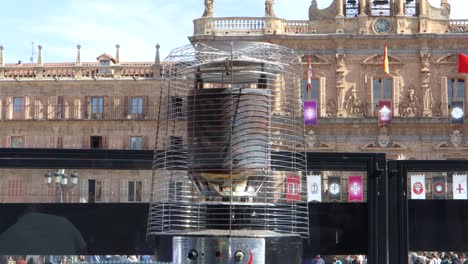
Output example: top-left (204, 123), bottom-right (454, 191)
top-left (194, 17), bottom-right (468, 35)
top-left (0, 64), bottom-right (159, 80)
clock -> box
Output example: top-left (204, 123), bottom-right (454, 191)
top-left (374, 18), bottom-right (391, 33)
top-left (451, 106), bottom-right (464, 119)
top-left (329, 183), bottom-right (340, 195)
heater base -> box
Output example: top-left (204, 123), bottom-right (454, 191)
top-left (159, 231), bottom-right (302, 264)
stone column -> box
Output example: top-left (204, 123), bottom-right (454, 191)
top-left (153, 44), bottom-right (162, 77)
top-left (419, 0), bottom-right (427, 16)
top-left (359, 0), bottom-right (366, 15)
top-left (336, 0), bottom-right (344, 16)
top-left (0, 45), bottom-right (4, 79)
top-left (112, 44), bottom-right (122, 78)
top-left (336, 51), bottom-right (346, 116)
top-left (35, 45), bottom-right (44, 78)
top-left (74, 44), bottom-right (82, 79)
top-left (115, 44), bottom-right (120, 65)
top-left (420, 50), bottom-right (432, 116)
top-left (397, 0), bottom-right (405, 15)
top-left (0, 45), bottom-right (4, 67)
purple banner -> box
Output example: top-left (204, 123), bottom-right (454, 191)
top-left (378, 100), bottom-right (392, 126)
top-left (304, 100), bottom-right (317, 126)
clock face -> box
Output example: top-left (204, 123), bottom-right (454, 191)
top-left (329, 183), bottom-right (340, 195)
top-left (374, 19), bottom-right (391, 33)
top-left (452, 107), bottom-right (464, 119)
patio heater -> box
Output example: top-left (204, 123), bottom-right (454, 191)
top-left (148, 41), bottom-right (308, 264)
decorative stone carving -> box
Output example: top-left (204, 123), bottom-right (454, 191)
top-left (203, 0), bottom-right (213, 17)
top-left (420, 50), bottom-right (432, 116)
top-left (432, 100), bottom-right (442, 116)
top-left (326, 99), bottom-right (337, 117)
top-left (344, 85), bottom-right (365, 116)
top-left (435, 54), bottom-right (457, 65)
top-left (336, 52), bottom-right (346, 115)
top-left (265, 0), bottom-right (275, 17)
top-left (302, 54), bottom-right (330, 65)
top-left (377, 126), bottom-right (391, 148)
top-left (305, 130), bottom-right (334, 150)
top-left (399, 86), bottom-right (420, 117)
top-left (450, 130), bottom-right (464, 148)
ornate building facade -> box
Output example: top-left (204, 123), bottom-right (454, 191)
top-left (192, 0), bottom-right (468, 160)
top-left (1, 0), bottom-right (468, 203)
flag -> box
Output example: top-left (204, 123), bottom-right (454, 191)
top-left (458, 53), bottom-right (468, 73)
top-left (307, 52), bottom-right (313, 93)
top-left (286, 174), bottom-right (301, 202)
top-left (378, 100), bottom-right (392, 126)
top-left (383, 42), bottom-right (389, 75)
top-left (328, 176), bottom-right (341, 202)
top-left (432, 176), bottom-right (446, 199)
top-left (450, 100), bottom-right (464, 125)
top-left (453, 174), bottom-right (467, 200)
top-left (304, 100), bottom-right (317, 126)
top-left (307, 175), bottom-right (322, 202)
top-left (348, 175), bottom-right (363, 202)
top-left (411, 174), bottom-right (426, 200)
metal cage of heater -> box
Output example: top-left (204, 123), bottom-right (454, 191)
top-left (148, 41), bottom-right (308, 239)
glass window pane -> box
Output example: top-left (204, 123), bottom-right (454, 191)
top-left (384, 79), bottom-right (392, 100)
top-left (311, 79), bottom-right (319, 100)
top-left (131, 97), bottom-right (143, 114)
top-left (130, 137), bottom-right (143, 150)
top-left (448, 79), bottom-right (454, 102)
top-left (13, 97), bottom-right (25, 113)
top-left (457, 79), bottom-right (465, 100)
top-left (128, 181), bottom-right (135, 202)
top-left (373, 79), bottom-right (381, 102)
top-left (11, 136), bottom-right (24, 148)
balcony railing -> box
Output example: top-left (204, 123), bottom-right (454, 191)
top-left (194, 17), bottom-right (468, 35)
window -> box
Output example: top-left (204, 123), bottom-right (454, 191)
top-left (13, 97), bottom-right (25, 113)
top-left (91, 96), bottom-right (104, 118)
top-left (11, 136), bottom-right (24, 148)
top-left (448, 78), bottom-right (465, 103)
top-left (88, 179), bottom-right (102, 203)
top-left (301, 79), bottom-right (319, 101)
top-left (170, 96), bottom-right (185, 119)
top-left (373, 77), bottom-right (393, 111)
top-left (129, 136), bottom-right (143, 150)
top-left (131, 97), bottom-right (143, 115)
top-left (90, 136), bottom-right (102, 149)
top-left (99, 60), bottom-right (111, 75)
top-left (128, 180), bottom-right (143, 202)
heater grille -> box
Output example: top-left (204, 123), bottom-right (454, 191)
top-left (148, 42), bottom-right (308, 238)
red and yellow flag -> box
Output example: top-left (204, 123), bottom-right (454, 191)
top-left (383, 42), bottom-right (389, 75)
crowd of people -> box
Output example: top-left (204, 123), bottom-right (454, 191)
top-left (3, 255), bottom-right (155, 264)
top-left (410, 252), bottom-right (468, 264)
top-left (302, 255), bottom-right (368, 264)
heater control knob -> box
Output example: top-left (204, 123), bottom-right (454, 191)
top-left (234, 250), bottom-right (245, 262)
top-left (188, 249), bottom-right (198, 261)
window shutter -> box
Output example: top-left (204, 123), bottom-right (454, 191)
top-left (143, 136), bottom-right (149, 150)
top-left (24, 96), bottom-right (31, 120)
top-left (57, 96), bottom-right (64, 119)
top-left (143, 96), bottom-right (149, 118)
top-left (143, 178), bottom-right (151, 202)
top-left (74, 99), bottom-right (81, 119)
top-left (84, 96), bottom-right (90, 119)
top-left (64, 99), bottom-right (70, 119)
top-left (57, 137), bottom-right (63, 148)
top-left (123, 96), bottom-right (129, 118)
top-left (367, 76), bottom-right (374, 116)
top-left (24, 136), bottom-right (30, 148)
top-left (441, 77), bottom-right (449, 116)
top-left (48, 96), bottom-right (57, 119)
top-left (5, 136), bottom-right (11, 148)
top-left (0, 98), bottom-right (3, 120)
top-left (123, 136), bottom-right (129, 150)
top-left (102, 136), bottom-right (108, 149)
top-left (103, 179), bottom-right (111, 203)
top-left (80, 179), bottom-right (89, 203)
top-left (48, 136), bottom-right (55, 148)
top-left (392, 76), bottom-right (400, 116)
top-left (120, 179), bottom-right (129, 202)
top-left (83, 136), bottom-right (90, 149)
top-left (34, 99), bottom-right (42, 119)
top-left (104, 96), bottom-right (111, 119)
top-left (7, 97), bottom-right (13, 120)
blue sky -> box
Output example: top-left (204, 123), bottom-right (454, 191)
top-left (0, 0), bottom-right (465, 63)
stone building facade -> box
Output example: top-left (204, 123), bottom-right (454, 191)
top-left (1, 0), bottom-right (468, 203)
top-left (192, 0), bottom-right (468, 160)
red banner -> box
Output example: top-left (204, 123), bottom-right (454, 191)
top-left (286, 174), bottom-right (301, 202)
top-left (378, 100), bottom-right (392, 126)
top-left (459, 53), bottom-right (468, 74)
top-left (348, 175), bottom-right (363, 202)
